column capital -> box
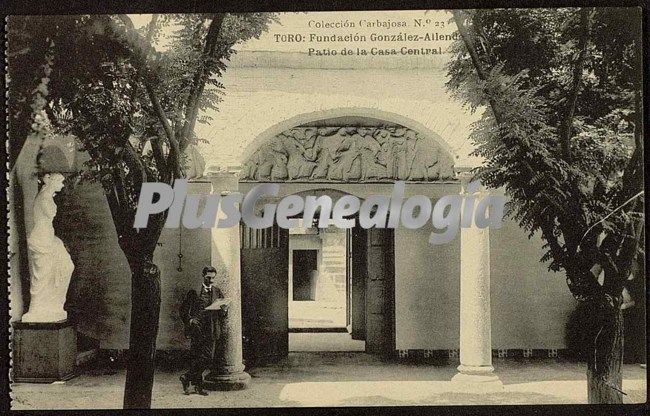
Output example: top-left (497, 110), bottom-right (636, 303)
top-left (204, 164), bottom-right (241, 177)
top-left (458, 171), bottom-right (488, 196)
top-left (457, 170), bottom-right (474, 183)
top-left (205, 164), bottom-right (241, 192)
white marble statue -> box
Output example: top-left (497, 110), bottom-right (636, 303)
top-left (21, 173), bottom-right (75, 323)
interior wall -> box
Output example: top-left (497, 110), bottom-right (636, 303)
top-left (394, 223), bottom-right (461, 350)
top-left (490, 219), bottom-right (576, 348)
top-left (152, 181), bottom-right (213, 349)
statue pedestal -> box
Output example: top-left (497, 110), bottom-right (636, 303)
top-left (12, 319), bottom-right (77, 383)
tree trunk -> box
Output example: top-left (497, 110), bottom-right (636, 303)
top-left (587, 300), bottom-right (624, 404)
top-left (123, 255), bottom-right (161, 409)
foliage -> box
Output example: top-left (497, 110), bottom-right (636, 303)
top-left (447, 9), bottom-right (644, 302)
top-left (448, 8), bottom-right (644, 402)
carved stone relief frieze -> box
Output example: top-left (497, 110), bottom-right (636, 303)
top-left (240, 126), bottom-right (454, 182)
top-left (241, 126), bottom-right (455, 182)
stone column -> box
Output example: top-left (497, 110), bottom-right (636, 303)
top-left (451, 172), bottom-right (502, 390)
top-left (203, 168), bottom-right (250, 390)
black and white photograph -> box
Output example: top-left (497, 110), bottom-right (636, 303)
top-left (3, 2), bottom-right (647, 412)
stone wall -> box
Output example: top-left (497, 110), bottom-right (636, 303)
top-left (319, 228), bottom-right (347, 302)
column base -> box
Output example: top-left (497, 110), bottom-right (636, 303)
top-left (203, 370), bottom-right (251, 391)
top-left (450, 365), bottom-right (503, 392)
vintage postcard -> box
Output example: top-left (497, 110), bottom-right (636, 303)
top-left (4, 4), bottom-right (647, 412)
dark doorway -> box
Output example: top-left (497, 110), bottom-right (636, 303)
top-left (292, 249), bottom-right (318, 301)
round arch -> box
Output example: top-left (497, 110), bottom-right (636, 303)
top-left (264, 186), bottom-right (369, 202)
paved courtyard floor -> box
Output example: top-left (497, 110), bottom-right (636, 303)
top-left (10, 353), bottom-right (646, 409)
top-left (289, 332), bottom-right (366, 351)
top-left (289, 300), bottom-right (347, 328)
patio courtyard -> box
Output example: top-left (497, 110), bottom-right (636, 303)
top-left (10, 352), bottom-right (646, 409)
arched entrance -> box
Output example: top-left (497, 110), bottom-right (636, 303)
top-left (237, 115), bottom-right (456, 366)
top-left (239, 188), bottom-right (396, 366)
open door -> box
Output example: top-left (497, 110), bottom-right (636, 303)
top-left (365, 228), bottom-right (395, 355)
top-left (241, 223), bottom-right (289, 365)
